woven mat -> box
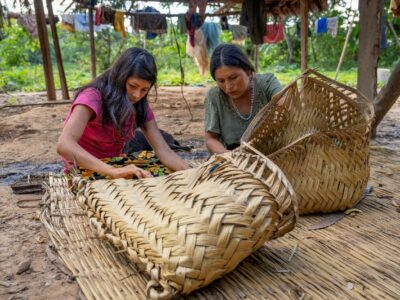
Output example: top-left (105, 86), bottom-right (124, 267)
top-left (41, 147), bottom-right (400, 299)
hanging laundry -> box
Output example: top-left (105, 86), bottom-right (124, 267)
top-left (263, 23), bottom-right (284, 44)
top-left (327, 16), bottom-right (338, 37)
top-left (74, 13), bottom-right (102, 32)
top-left (315, 17), bottom-right (327, 34)
top-left (186, 29), bottom-right (208, 76)
top-left (45, 16), bottom-right (60, 25)
top-left (114, 11), bottom-right (126, 38)
top-left (230, 24), bottom-right (247, 45)
top-left (201, 22), bottom-right (221, 54)
top-left (220, 16), bottom-right (229, 30)
top-left (61, 14), bottom-right (75, 32)
top-left (239, 0), bottom-right (266, 45)
top-left (95, 6), bottom-right (101, 26)
top-left (134, 6), bottom-right (167, 39)
top-left (391, 0), bottom-right (400, 16)
top-left (100, 6), bottom-right (115, 25)
top-left (17, 15), bottom-right (37, 37)
top-left (380, 15), bottom-right (387, 49)
top-left (186, 12), bottom-right (204, 47)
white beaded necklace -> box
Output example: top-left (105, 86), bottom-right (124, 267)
top-left (229, 75), bottom-right (255, 121)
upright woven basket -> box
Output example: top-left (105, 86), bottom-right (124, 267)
top-left (241, 69), bottom-right (374, 214)
top-left (77, 151), bottom-right (297, 299)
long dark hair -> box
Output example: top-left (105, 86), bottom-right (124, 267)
top-left (74, 47), bottom-right (157, 135)
top-left (210, 43), bottom-right (255, 80)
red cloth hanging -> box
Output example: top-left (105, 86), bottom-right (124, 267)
top-left (263, 23), bottom-right (284, 44)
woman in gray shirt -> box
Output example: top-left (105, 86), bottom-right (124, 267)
top-left (204, 44), bottom-right (283, 154)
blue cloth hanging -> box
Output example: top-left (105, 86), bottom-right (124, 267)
top-left (315, 17), bottom-right (327, 34)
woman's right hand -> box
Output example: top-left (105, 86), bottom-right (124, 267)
top-left (109, 165), bottom-right (153, 179)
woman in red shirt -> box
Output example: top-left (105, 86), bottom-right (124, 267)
top-left (57, 47), bottom-right (189, 179)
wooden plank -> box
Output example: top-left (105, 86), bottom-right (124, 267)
top-left (88, 6), bottom-right (96, 79)
top-left (33, 0), bottom-right (56, 100)
top-left (46, 0), bottom-right (70, 100)
top-left (300, 0), bottom-right (309, 72)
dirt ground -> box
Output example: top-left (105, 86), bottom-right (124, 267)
top-left (0, 86), bottom-right (399, 299)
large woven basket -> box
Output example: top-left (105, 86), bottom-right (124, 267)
top-left (241, 69), bottom-right (374, 214)
top-left (77, 151), bottom-right (297, 299)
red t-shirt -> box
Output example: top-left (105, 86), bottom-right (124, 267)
top-left (62, 87), bottom-right (154, 168)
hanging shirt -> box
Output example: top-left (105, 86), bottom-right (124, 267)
top-left (263, 23), bottom-right (284, 44)
top-left (133, 6), bottom-right (167, 38)
top-left (114, 10), bottom-right (126, 38)
top-left (230, 24), bottom-right (247, 45)
top-left (315, 17), bottom-right (327, 34)
top-left (327, 17), bottom-right (338, 37)
top-left (62, 88), bottom-right (155, 169)
top-left (186, 29), bottom-right (208, 76)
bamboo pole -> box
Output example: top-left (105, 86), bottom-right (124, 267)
top-left (335, 13), bottom-right (356, 80)
top-left (33, 0), bottom-right (56, 100)
top-left (88, 6), bottom-right (96, 79)
top-left (300, 0), bottom-right (309, 72)
top-left (46, 0), bottom-right (69, 99)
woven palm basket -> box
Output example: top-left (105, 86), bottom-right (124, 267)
top-left (77, 151), bottom-right (298, 299)
top-left (241, 69), bottom-right (374, 214)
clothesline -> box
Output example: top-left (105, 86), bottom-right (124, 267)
top-left (74, 4), bottom-right (240, 18)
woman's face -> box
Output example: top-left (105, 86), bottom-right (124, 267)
top-left (126, 76), bottom-right (152, 103)
top-left (214, 66), bottom-right (250, 100)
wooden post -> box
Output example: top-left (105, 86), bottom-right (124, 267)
top-left (254, 44), bottom-right (259, 72)
top-left (34, 0), bottom-right (56, 100)
top-left (46, 0), bottom-right (69, 99)
top-left (357, 0), bottom-right (385, 101)
top-left (88, 6), bottom-right (96, 79)
top-left (335, 13), bottom-right (356, 80)
top-left (300, 0), bottom-right (309, 72)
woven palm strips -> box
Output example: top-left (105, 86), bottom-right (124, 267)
top-left (241, 69), bottom-right (374, 214)
top-left (77, 152), bottom-right (298, 299)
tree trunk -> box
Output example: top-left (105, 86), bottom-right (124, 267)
top-left (372, 62), bottom-right (400, 135)
top-left (357, 0), bottom-right (385, 101)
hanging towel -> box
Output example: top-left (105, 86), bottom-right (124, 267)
top-left (114, 10), bottom-right (126, 38)
top-left (133, 7), bottom-right (167, 35)
top-left (100, 6), bottom-right (115, 25)
top-left (240, 0), bottom-right (266, 45)
top-left (186, 29), bottom-right (208, 76)
top-left (17, 15), bottom-right (38, 37)
top-left (380, 15), bottom-right (387, 49)
top-left (315, 17), bottom-right (327, 34)
top-left (391, 0), bottom-right (400, 16)
top-left (263, 23), bottom-right (284, 44)
top-left (327, 17), bottom-right (338, 37)
top-left (201, 22), bottom-right (221, 54)
top-left (61, 14), bottom-right (75, 32)
top-left (95, 6), bottom-right (101, 26)
top-left (230, 24), bottom-right (247, 44)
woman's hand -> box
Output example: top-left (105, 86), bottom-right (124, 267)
top-left (109, 165), bottom-right (153, 179)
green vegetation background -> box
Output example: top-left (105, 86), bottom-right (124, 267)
top-left (0, 4), bottom-right (399, 93)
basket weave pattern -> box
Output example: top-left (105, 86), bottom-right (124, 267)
top-left (78, 152), bottom-right (297, 298)
top-left (241, 70), bottom-right (374, 214)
